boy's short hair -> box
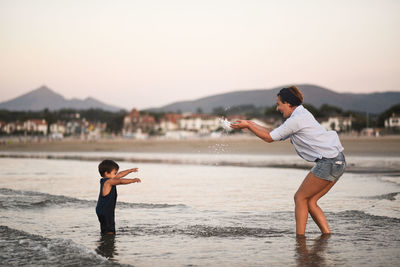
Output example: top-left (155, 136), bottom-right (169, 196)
top-left (98, 159), bottom-right (119, 177)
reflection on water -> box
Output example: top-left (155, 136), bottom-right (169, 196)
top-left (295, 234), bottom-right (331, 267)
top-left (95, 234), bottom-right (117, 260)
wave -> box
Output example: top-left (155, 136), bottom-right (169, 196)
top-left (0, 188), bottom-right (187, 210)
top-left (381, 176), bottom-right (400, 185)
top-left (119, 224), bottom-right (293, 238)
top-left (332, 210), bottom-right (400, 245)
top-left (366, 192), bottom-right (400, 201)
top-left (334, 210), bottom-right (400, 226)
top-left (0, 225), bottom-right (128, 266)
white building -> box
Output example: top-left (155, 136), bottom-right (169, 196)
top-left (320, 116), bottom-right (352, 132)
top-left (50, 122), bottom-right (66, 135)
top-left (3, 122), bottom-right (23, 134)
top-left (178, 114), bottom-right (220, 133)
top-left (385, 113), bottom-right (400, 128)
top-left (23, 119), bottom-right (48, 135)
top-left (158, 114), bottom-right (183, 133)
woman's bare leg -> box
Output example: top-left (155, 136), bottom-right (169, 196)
top-left (294, 172), bottom-right (335, 235)
top-left (307, 180), bottom-right (337, 234)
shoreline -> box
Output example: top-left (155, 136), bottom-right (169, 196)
top-left (1, 135), bottom-right (400, 175)
top-left (1, 150), bottom-right (399, 176)
top-left (1, 135), bottom-right (400, 157)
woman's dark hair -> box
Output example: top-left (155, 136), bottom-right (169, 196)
top-left (277, 86), bottom-right (303, 106)
top-left (98, 159), bottom-right (119, 177)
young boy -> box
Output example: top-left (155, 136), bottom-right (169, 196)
top-left (96, 159), bottom-right (141, 235)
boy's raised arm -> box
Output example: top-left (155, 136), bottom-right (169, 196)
top-left (108, 178), bottom-right (141, 186)
top-left (115, 168), bottom-right (138, 179)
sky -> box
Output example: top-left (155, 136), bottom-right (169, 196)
top-left (0, 0), bottom-right (399, 110)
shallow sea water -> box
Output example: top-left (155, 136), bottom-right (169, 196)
top-left (0, 155), bottom-right (399, 266)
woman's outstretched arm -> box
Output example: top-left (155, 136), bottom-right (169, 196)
top-left (231, 120), bottom-right (274, 143)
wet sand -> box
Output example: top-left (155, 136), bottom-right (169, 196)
top-left (1, 135), bottom-right (400, 157)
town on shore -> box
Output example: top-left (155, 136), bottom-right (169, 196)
top-left (0, 103), bottom-right (399, 144)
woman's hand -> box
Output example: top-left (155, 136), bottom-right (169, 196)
top-left (230, 120), bottom-right (250, 129)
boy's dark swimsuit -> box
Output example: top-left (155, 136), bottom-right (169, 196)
top-left (96, 178), bottom-right (117, 234)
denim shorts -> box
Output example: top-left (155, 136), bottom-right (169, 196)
top-left (311, 152), bottom-right (346, 182)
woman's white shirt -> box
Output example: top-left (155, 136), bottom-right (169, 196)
top-left (269, 105), bottom-right (344, 162)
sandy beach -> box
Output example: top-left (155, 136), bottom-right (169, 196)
top-left (1, 135), bottom-right (400, 157)
top-left (2, 135), bottom-right (400, 175)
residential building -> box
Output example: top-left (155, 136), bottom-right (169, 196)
top-left (385, 113), bottom-right (400, 129)
top-left (0, 121), bottom-right (5, 133)
top-left (320, 116), bottom-right (352, 132)
top-left (50, 121), bottom-right (66, 135)
top-left (158, 113), bottom-right (183, 132)
top-left (178, 114), bottom-right (220, 133)
top-left (123, 109), bottom-right (156, 137)
top-left (3, 122), bottom-right (23, 134)
top-left (23, 119), bottom-right (48, 135)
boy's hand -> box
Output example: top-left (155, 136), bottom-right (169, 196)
top-left (130, 168), bottom-right (139, 172)
top-left (133, 178), bottom-right (141, 183)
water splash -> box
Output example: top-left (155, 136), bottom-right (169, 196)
top-left (208, 143), bottom-right (229, 154)
top-left (219, 117), bottom-right (233, 132)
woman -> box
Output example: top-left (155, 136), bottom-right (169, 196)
top-left (231, 86), bottom-right (346, 236)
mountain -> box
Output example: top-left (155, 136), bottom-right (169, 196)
top-left (3, 84), bottom-right (399, 114)
top-left (0, 86), bottom-right (123, 112)
top-left (148, 84), bottom-right (400, 114)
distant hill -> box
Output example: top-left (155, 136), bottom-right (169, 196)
top-left (148, 84), bottom-right (400, 114)
top-left (0, 86), bottom-right (123, 112)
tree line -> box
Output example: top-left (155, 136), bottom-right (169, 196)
top-left (0, 103), bottom-right (399, 134)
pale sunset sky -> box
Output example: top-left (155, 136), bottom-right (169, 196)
top-left (0, 0), bottom-right (399, 110)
